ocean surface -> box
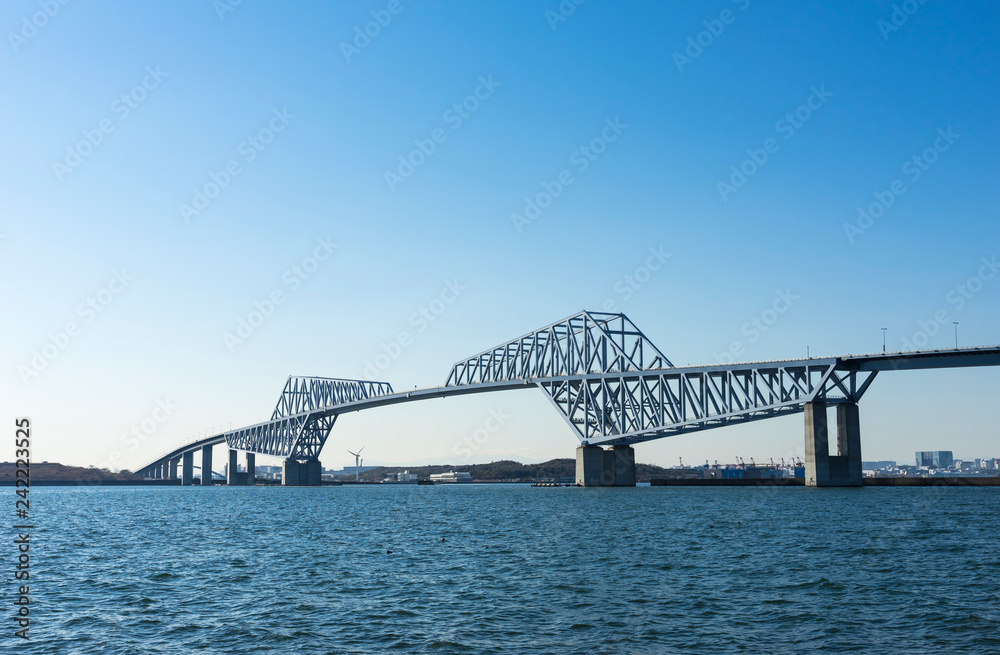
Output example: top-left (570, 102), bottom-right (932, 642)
top-left (18, 484), bottom-right (1000, 654)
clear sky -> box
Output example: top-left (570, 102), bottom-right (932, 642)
top-left (2, 1), bottom-right (998, 472)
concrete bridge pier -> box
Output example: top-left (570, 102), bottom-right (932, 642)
top-left (168, 458), bottom-right (178, 481)
top-left (304, 459), bottom-right (322, 486)
top-left (804, 401), bottom-right (862, 487)
top-left (201, 445), bottom-right (213, 486)
top-left (282, 459), bottom-right (300, 486)
top-left (246, 453), bottom-right (255, 486)
top-left (227, 449), bottom-right (246, 486)
top-left (182, 451), bottom-right (194, 485)
top-left (613, 446), bottom-right (637, 486)
top-left (835, 403), bottom-right (863, 485)
top-left (282, 459), bottom-right (322, 486)
top-left (160, 462), bottom-right (169, 479)
top-left (576, 445), bottom-right (636, 487)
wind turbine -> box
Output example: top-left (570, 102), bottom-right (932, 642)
top-left (348, 447), bottom-right (365, 482)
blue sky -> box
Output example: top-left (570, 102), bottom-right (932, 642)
top-left (2, 0), bottom-right (998, 471)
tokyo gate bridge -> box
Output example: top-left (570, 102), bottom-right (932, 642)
top-left (136, 311), bottom-right (1000, 487)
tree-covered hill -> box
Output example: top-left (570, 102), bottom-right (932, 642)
top-left (340, 459), bottom-right (670, 483)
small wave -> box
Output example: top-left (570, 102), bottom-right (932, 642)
top-left (784, 577), bottom-right (845, 591)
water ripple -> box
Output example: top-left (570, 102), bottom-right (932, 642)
top-left (22, 485), bottom-right (1000, 654)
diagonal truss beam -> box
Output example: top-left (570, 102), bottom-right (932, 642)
top-left (445, 311), bottom-right (670, 386)
top-left (271, 377), bottom-right (394, 419)
top-left (536, 363), bottom-right (879, 446)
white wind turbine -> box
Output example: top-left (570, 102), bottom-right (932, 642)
top-left (348, 447), bottom-right (365, 482)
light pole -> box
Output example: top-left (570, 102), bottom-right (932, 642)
top-left (882, 327), bottom-right (887, 353)
top-left (953, 322), bottom-right (959, 349)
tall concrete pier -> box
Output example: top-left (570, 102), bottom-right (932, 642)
top-left (201, 445), bottom-right (213, 486)
top-left (282, 459), bottom-right (298, 486)
top-left (576, 445), bottom-right (636, 486)
top-left (246, 453), bottom-right (255, 485)
top-left (182, 451), bottom-right (194, 485)
top-left (227, 449), bottom-right (244, 485)
top-left (282, 459), bottom-right (323, 486)
top-left (804, 401), bottom-right (862, 487)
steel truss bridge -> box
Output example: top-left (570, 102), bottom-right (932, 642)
top-left (137, 310), bottom-right (1000, 486)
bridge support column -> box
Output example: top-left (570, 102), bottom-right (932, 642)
top-left (304, 460), bottom-right (322, 486)
top-left (576, 446), bottom-right (635, 487)
top-left (576, 446), bottom-right (605, 486)
top-left (160, 462), bottom-right (169, 479)
top-left (804, 402), bottom-right (830, 487)
top-left (246, 453), bottom-right (255, 486)
top-left (282, 459), bottom-right (301, 486)
top-left (612, 446), bottom-right (636, 486)
top-left (805, 401), bottom-right (863, 487)
top-left (182, 451), bottom-right (194, 486)
top-left (201, 445), bottom-right (213, 486)
top-left (227, 449), bottom-right (242, 486)
top-left (168, 458), bottom-right (178, 481)
top-left (833, 403), bottom-right (863, 487)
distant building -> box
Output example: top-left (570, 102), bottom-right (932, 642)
top-left (329, 466), bottom-right (378, 476)
top-left (915, 451), bottom-right (953, 469)
top-left (863, 460), bottom-right (896, 471)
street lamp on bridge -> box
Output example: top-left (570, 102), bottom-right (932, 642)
top-left (882, 327), bottom-right (887, 353)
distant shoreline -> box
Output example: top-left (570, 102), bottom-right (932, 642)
top-left (6, 477), bottom-right (1000, 488)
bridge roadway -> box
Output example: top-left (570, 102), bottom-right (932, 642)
top-left (136, 329), bottom-right (1000, 488)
